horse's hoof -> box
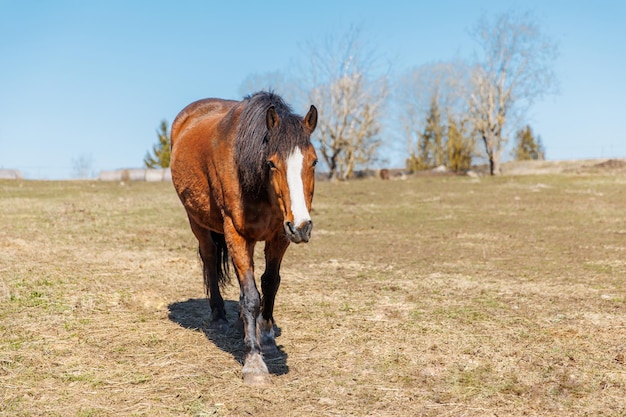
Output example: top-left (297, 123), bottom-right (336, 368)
top-left (242, 353), bottom-right (271, 387)
top-left (242, 371), bottom-right (272, 387)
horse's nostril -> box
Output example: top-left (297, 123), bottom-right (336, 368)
top-left (286, 221), bottom-right (296, 235)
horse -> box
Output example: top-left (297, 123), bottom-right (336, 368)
top-left (170, 91), bottom-right (318, 386)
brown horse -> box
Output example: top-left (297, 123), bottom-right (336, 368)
top-left (170, 92), bottom-right (318, 386)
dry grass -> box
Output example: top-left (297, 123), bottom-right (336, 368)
top-left (1, 171), bottom-right (625, 416)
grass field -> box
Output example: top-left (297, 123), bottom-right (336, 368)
top-left (1, 171), bottom-right (625, 416)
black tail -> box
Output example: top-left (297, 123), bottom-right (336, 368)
top-left (210, 231), bottom-right (231, 288)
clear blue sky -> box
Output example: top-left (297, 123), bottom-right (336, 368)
top-left (1, 1), bottom-right (625, 179)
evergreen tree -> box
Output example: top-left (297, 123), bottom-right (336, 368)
top-left (408, 97), bottom-right (445, 171)
top-left (512, 125), bottom-right (545, 161)
top-left (405, 153), bottom-right (425, 172)
top-left (424, 96), bottom-right (445, 167)
top-left (446, 118), bottom-right (474, 172)
top-left (144, 120), bottom-right (171, 168)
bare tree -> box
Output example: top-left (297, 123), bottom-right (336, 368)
top-left (71, 154), bottom-right (93, 179)
top-left (468, 10), bottom-right (558, 175)
top-left (306, 27), bottom-right (388, 180)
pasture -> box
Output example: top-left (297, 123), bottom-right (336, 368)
top-left (1, 171), bottom-right (625, 416)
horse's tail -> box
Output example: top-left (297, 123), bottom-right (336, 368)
top-left (211, 231), bottom-right (232, 288)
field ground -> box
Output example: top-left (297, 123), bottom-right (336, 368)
top-left (1, 165), bottom-right (625, 416)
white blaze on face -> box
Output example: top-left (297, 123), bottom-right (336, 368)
top-left (285, 147), bottom-right (310, 227)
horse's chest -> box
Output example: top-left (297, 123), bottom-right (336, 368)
top-left (241, 202), bottom-right (283, 240)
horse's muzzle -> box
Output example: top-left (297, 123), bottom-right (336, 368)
top-left (284, 220), bottom-right (313, 244)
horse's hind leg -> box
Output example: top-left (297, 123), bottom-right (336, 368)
top-left (259, 237), bottom-right (290, 356)
top-left (189, 218), bottom-right (228, 332)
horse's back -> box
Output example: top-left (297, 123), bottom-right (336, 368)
top-left (171, 98), bottom-right (238, 149)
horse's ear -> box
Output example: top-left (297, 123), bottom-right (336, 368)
top-left (304, 105), bottom-right (317, 132)
top-left (266, 106), bottom-right (280, 130)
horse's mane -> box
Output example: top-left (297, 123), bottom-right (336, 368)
top-left (234, 91), bottom-right (311, 194)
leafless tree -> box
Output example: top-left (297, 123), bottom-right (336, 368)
top-left (306, 27), bottom-right (389, 180)
top-left (71, 154), bottom-right (93, 179)
top-left (468, 10), bottom-right (558, 175)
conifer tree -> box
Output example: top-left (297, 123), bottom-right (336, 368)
top-left (144, 120), bottom-right (171, 168)
top-left (446, 118), bottom-right (474, 171)
top-left (512, 124), bottom-right (545, 160)
top-left (408, 97), bottom-right (445, 171)
top-left (423, 96), bottom-right (445, 167)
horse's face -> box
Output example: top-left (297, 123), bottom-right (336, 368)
top-left (267, 143), bottom-right (317, 243)
top-left (266, 106), bottom-right (318, 244)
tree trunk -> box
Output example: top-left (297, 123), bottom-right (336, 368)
top-left (342, 149), bottom-right (355, 180)
top-left (327, 164), bottom-right (338, 181)
top-left (483, 132), bottom-right (502, 176)
top-left (489, 156), bottom-right (501, 176)
top-left (326, 151), bottom-right (340, 181)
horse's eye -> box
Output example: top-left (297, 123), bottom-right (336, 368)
top-left (312, 159), bottom-right (318, 168)
top-left (267, 160), bottom-right (277, 170)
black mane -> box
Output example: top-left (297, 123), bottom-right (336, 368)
top-left (234, 91), bottom-right (311, 194)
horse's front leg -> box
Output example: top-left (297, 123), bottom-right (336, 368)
top-left (259, 236), bottom-right (290, 356)
top-left (223, 222), bottom-right (270, 386)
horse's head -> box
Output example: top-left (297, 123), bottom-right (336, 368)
top-left (265, 104), bottom-right (318, 244)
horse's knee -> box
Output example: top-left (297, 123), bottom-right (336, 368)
top-left (240, 280), bottom-right (261, 316)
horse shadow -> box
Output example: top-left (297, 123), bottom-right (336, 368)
top-left (167, 298), bottom-right (289, 376)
